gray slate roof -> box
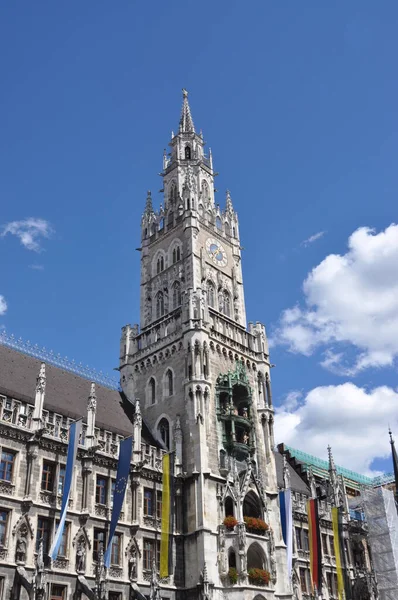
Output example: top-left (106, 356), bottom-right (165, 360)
top-left (274, 450), bottom-right (310, 494)
top-left (0, 344), bottom-right (140, 439)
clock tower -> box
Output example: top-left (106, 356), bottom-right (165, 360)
top-left (120, 91), bottom-right (291, 599)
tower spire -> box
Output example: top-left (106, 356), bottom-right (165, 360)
top-left (144, 190), bottom-right (154, 215)
top-left (179, 89), bottom-right (195, 133)
top-left (389, 428), bottom-right (398, 509)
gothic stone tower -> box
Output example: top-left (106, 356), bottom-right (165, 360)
top-left (120, 91), bottom-right (292, 599)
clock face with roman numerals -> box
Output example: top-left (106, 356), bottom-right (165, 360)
top-left (206, 238), bottom-right (228, 267)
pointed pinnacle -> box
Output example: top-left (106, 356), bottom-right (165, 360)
top-left (226, 189), bottom-right (234, 212)
top-left (389, 428), bottom-right (394, 444)
top-left (328, 445), bottom-right (336, 472)
top-left (144, 190), bottom-right (153, 214)
top-left (179, 89), bottom-right (195, 133)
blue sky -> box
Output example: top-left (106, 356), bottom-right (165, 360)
top-left (1, 1), bottom-right (397, 475)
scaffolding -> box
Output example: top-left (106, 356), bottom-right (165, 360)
top-left (362, 487), bottom-right (398, 600)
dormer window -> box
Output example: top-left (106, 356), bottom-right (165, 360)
top-left (185, 146), bottom-right (191, 160)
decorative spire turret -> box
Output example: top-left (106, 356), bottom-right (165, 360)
top-left (283, 454), bottom-right (291, 489)
top-left (225, 190), bottom-right (234, 214)
top-left (328, 445), bottom-right (342, 507)
top-left (86, 382), bottom-right (97, 449)
top-left (179, 89), bottom-right (195, 133)
top-left (32, 362), bottom-right (46, 430)
top-left (389, 428), bottom-right (398, 510)
top-left (144, 190), bottom-right (154, 215)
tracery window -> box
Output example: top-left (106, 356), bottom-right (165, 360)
top-left (166, 369), bottom-right (173, 396)
top-left (207, 281), bottom-right (215, 308)
top-left (156, 255), bottom-right (165, 274)
top-left (149, 378), bottom-right (156, 405)
top-left (156, 292), bottom-right (164, 319)
top-left (158, 418), bottom-right (170, 449)
top-left (172, 245), bottom-right (181, 264)
top-left (172, 281), bottom-right (182, 308)
top-left (223, 290), bottom-right (231, 317)
top-left (185, 145), bottom-right (191, 159)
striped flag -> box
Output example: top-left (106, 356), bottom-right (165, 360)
top-left (307, 498), bottom-right (322, 595)
top-left (104, 435), bottom-right (133, 568)
top-left (332, 506), bottom-right (352, 600)
top-left (279, 489), bottom-right (293, 576)
top-left (160, 452), bottom-right (174, 578)
top-left (49, 419), bottom-right (82, 560)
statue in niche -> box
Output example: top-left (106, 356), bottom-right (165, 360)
top-left (75, 538), bottom-right (86, 573)
top-left (15, 525), bottom-right (28, 563)
top-left (292, 569), bottom-right (300, 600)
top-left (269, 528), bottom-right (277, 583)
top-left (129, 547), bottom-right (137, 581)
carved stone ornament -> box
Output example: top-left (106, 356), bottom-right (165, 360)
top-left (15, 524), bottom-right (28, 564)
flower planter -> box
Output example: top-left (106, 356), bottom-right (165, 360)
top-left (223, 516), bottom-right (238, 530)
top-left (228, 567), bottom-right (238, 585)
top-left (248, 568), bottom-right (271, 586)
top-left (243, 517), bottom-right (268, 535)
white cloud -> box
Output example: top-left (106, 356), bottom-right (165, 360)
top-left (1, 218), bottom-right (53, 252)
top-left (272, 224), bottom-right (398, 374)
top-left (275, 382), bottom-right (398, 475)
top-left (29, 264), bottom-right (44, 271)
top-left (0, 295), bottom-right (7, 315)
top-left (301, 231), bottom-right (325, 247)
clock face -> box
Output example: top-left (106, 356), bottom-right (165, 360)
top-left (206, 238), bottom-right (228, 267)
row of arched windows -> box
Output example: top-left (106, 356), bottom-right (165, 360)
top-left (207, 281), bottom-right (231, 317)
top-left (155, 282), bottom-right (182, 320)
top-left (154, 244), bottom-right (182, 276)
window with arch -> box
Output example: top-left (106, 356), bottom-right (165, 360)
top-left (216, 216), bottom-right (222, 230)
top-left (247, 542), bottom-right (266, 571)
top-left (223, 290), bottom-right (231, 317)
top-left (149, 378), bottom-right (156, 405)
top-left (159, 217), bottom-right (165, 230)
top-left (166, 369), bottom-right (173, 396)
top-left (185, 146), bottom-right (191, 160)
top-left (156, 292), bottom-right (165, 319)
top-left (228, 548), bottom-right (236, 570)
top-left (158, 418), bottom-right (170, 449)
top-left (207, 281), bottom-right (215, 308)
top-left (156, 255), bottom-right (165, 274)
top-left (202, 180), bottom-right (209, 202)
top-left (172, 245), bottom-right (181, 264)
top-left (172, 281), bottom-right (182, 309)
top-left (225, 221), bottom-right (230, 237)
top-left (225, 496), bottom-right (234, 517)
top-left (169, 182), bottom-right (177, 203)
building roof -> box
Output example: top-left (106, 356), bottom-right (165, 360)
top-left (0, 343), bottom-right (159, 445)
top-left (274, 450), bottom-right (310, 494)
top-left (281, 444), bottom-right (395, 489)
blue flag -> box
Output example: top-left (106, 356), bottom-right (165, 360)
top-left (104, 435), bottom-right (133, 568)
top-left (49, 419), bottom-right (82, 560)
top-left (279, 489), bottom-right (293, 577)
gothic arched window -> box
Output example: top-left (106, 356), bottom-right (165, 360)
top-left (156, 292), bottom-right (164, 319)
top-left (172, 245), bottom-right (181, 264)
top-left (185, 146), bottom-right (191, 160)
top-left (157, 255), bottom-right (165, 274)
top-left (158, 418), bottom-right (170, 449)
top-left (223, 290), bottom-right (231, 317)
top-left (216, 216), bottom-right (222, 230)
top-left (172, 281), bottom-right (182, 308)
top-left (225, 221), bottom-right (230, 237)
top-left (202, 180), bottom-right (209, 202)
top-left (166, 369), bottom-right (173, 396)
top-left (149, 378), bottom-right (156, 405)
top-left (170, 182), bottom-right (177, 203)
top-left (207, 281), bottom-right (215, 308)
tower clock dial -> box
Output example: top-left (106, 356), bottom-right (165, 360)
top-left (206, 238), bottom-right (228, 267)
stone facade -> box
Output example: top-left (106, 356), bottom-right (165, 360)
top-left (120, 90), bottom-right (290, 599)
